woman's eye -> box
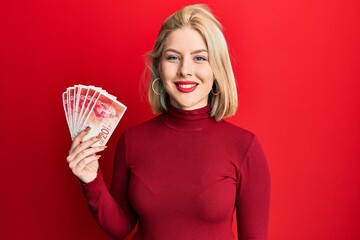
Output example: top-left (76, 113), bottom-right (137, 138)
top-left (166, 55), bottom-right (180, 61)
top-left (194, 56), bottom-right (206, 61)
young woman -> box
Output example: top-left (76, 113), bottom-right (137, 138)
top-left (67, 4), bottom-right (270, 239)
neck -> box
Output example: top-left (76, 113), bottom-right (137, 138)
top-left (161, 104), bottom-right (218, 132)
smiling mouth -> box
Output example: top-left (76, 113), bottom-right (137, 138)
top-left (177, 83), bottom-right (197, 88)
top-left (175, 82), bottom-right (198, 93)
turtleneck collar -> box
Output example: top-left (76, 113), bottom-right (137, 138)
top-left (161, 104), bottom-right (219, 132)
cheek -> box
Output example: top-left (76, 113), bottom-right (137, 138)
top-left (199, 66), bottom-right (215, 82)
top-left (159, 62), bottom-right (171, 79)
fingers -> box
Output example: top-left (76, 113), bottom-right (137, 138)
top-left (69, 130), bottom-right (103, 155)
top-left (69, 126), bottom-right (92, 154)
top-left (67, 126), bottom-right (109, 181)
top-left (67, 145), bottom-right (107, 169)
top-left (71, 154), bottom-right (101, 178)
top-left (67, 145), bottom-right (106, 182)
top-left (69, 126), bottom-right (91, 154)
top-left (71, 134), bottom-right (103, 157)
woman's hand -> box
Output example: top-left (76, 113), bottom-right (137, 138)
top-left (66, 127), bottom-right (107, 184)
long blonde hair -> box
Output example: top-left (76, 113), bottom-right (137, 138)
top-left (146, 4), bottom-right (238, 121)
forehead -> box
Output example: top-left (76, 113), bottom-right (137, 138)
top-left (163, 27), bottom-right (207, 51)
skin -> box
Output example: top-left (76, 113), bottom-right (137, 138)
top-left (159, 26), bottom-right (215, 110)
top-left (67, 127), bottom-right (106, 183)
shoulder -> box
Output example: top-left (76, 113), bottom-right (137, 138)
top-left (219, 122), bottom-right (269, 173)
top-left (201, 120), bottom-right (260, 158)
top-left (217, 120), bottom-right (256, 144)
top-left (220, 122), bottom-right (268, 165)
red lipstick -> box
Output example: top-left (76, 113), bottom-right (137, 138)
top-left (174, 81), bottom-right (198, 93)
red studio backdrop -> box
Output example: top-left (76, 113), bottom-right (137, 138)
top-left (1, 0), bottom-right (359, 239)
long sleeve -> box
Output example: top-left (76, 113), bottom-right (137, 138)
top-left (81, 106), bottom-right (271, 239)
top-left (236, 136), bottom-right (270, 240)
top-left (82, 132), bottom-right (137, 239)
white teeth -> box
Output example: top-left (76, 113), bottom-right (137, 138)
top-left (178, 84), bottom-right (196, 88)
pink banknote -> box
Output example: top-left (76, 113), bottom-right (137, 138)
top-left (62, 92), bottom-right (71, 133)
top-left (67, 87), bottom-right (75, 136)
top-left (62, 85), bottom-right (127, 146)
top-left (82, 93), bottom-right (126, 146)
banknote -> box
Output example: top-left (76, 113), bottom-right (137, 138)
top-left (81, 93), bottom-right (126, 146)
top-left (67, 87), bottom-right (75, 136)
top-left (74, 85), bottom-right (89, 132)
top-left (77, 89), bottom-right (101, 136)
top-left (62, 85), bottom-right (127, 146)
top-left (62, 92), bottom-right (71, 134)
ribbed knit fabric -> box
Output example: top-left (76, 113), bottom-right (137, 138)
top-left (82, 105), bottom-right (270, 240)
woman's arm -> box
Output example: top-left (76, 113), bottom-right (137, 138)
top-left (68, 128), bottom-right (137, 239)
top-left (236, 136), bottom-right (270, 240)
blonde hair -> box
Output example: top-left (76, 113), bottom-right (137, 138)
top-left (146, 4), bottom-right (238, 121)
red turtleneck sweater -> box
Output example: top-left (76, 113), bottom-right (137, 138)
top-left (82, 105), bottom-right (270, 240)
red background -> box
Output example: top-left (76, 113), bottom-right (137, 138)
top-left (1, 0), bottom-right (359, 239)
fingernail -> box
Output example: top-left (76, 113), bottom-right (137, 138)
top-left (96, 155), bottom-right (101, 159)
top-left (85, 126), bottom-right (91, 132)
top-left (96, 133), bottom-right (104, 139)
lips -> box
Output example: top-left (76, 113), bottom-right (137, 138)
top-left (175, 81), bottom-right (198, 93)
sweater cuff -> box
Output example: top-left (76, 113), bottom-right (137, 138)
top-left (81, 171), bottom-right (106, 199)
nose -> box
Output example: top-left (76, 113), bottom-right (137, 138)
top-left (177, 57), bottom-right (193, 77)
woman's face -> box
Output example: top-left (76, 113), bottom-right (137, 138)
top-left (159, 27), bottom-right (214, 110)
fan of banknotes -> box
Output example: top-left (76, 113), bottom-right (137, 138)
top-left (62, 85), bottom-right (127, 146)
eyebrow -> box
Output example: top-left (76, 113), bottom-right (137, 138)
top-left (164, 48), bottom-right (208, 54)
